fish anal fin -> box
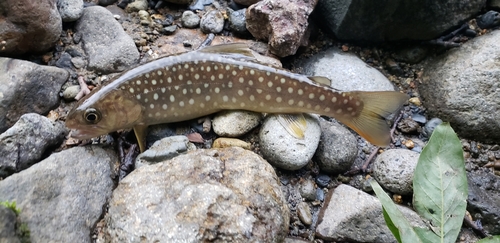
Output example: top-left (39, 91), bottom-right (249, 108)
top-left (276, 114), bottom-right (308, 139)
top-left (133, 124), bottom-right (148, 153)
top-left (308, 76), bottom-right (332, 86)
top-left (334, 91), bottom-right (408, 147)
top-left (199, 43), bottom-right (255, 58)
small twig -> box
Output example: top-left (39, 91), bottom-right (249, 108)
top-left (197, 33), bottom-right (215, 50)
top-left (361, 146), bottom-right (380, 173)
top-left (74, 76), bottom-right (91, 100)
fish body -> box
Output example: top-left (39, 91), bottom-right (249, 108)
top-left (66, 44), bottom-right (408, 151)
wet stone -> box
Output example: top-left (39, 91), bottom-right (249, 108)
top-left (315, 174), bottom-right (331, 188)
top-left (212, 110), bottom-right (262, 137)
top-left (398, 117), bottom-right (420, 134)
top-left (299, 179), bottom-right (316, 201)
top-left (297, 202), bottom-right (312, 226)
top-left (181, 10), bottom-right (200, 28)
top-left (57, 0), bottom-right (84, 22)
top-left (200, 10), bottom-right (225, 34)
top-left (372, 149), bottom-right (419, 195)
top-left (135, 135), bottom-right (190, 168)
top-left (422, 117), bottom-right (443, 138)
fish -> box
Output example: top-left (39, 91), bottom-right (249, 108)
top-left (65, 43), bottom-right (408, 152)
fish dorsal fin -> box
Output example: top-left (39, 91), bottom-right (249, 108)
top-left (308, 76), bottom-right (332, 86)
top-left (276, 114), bottom-right (307, 139)
top-left (199, 43), bottom-right (255, 58)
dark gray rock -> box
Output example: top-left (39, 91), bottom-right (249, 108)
top-left (0, 0), bottom-right (62, 55)
top-left (477, 10), bottom-right (500, 29)
top-left (314, 119), bottom-right (357, 174)
top-left (317, 0), bottom-right (486, 42)
top-left (104, 147), bottom-right (289, 242)
top-left (0, 58), bottom-right (69, 133)
top-left (372, 149), bottom-right (419, 195)
top-left (316, 184), bottom-right (426, 242)
top-left (467, 168), bottom-right (500, 235)
top-left (299, 179), bottom-right (316, 201)
top-left (422, 117), bottom-right (443, 138)
top-left (0, 146), bottom-right (117, 243)
top-left (135, 135), bottom-right (190, 168)
top-left (228, 8), bottom-right (249, 35)
top-left (75, 6), bottom-right (139, 73)
top-left (200, 10), bottom-right (225, 34)
top-left (420, 30), bottom-right (500, 143)
top-left (57, 0), bottom-right (84, 22)
top-left (0, 113), bottom-right (68, 178)
top-left (99, 0), bottom-right (117, 6)
top-left (0, 205), bottom-right (21, 243)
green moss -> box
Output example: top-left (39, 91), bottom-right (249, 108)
top-left (0, 200), bottom-right (21, 216)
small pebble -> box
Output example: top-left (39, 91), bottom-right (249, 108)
top-left (212, 110), bottom-right (261, 137)
top-left (162, 25), bottom-right (177, 35)
top-left (316, 188), bottom-right (325, 201)
top-left (315, 174), bottom-right (331, 188)
top-left (297, 202), bottom-right (312, 226)
top-left (212, 138), bottom-right (251, 150)
top-left (71, 57), bottom-right (86, 69)
top-left (398, 118), bottom-right (420, 134)
top-left (125, 0), bottom-right (148, 12)
top-left (63, 85), bottom-right (81, 100)
top-left (423, 117), bottom-right (443, 138)
top-left (411, 113), bottom-right (427, 123)
top-left (409, 97), bottom-right (422, 106)
top-left (200, 10), bottom-right (225, 34)
top-left (403, 140), bottom-right (415, 149)
top-left (228, 8), bottom-right (248, 35)
top-left (181, 10), bottom-right (200, 28)
top-left (162, 14), bottom-right (174, 26)
top-left (299, 179), bottom-right (316, 201)
top-left (372, 149), bottom-right (419, 195)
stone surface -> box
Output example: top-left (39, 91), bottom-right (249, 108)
top-left (57, 0), bottom-right (84, 22)
top-left (467, 168), bottom-right (500, 235)
top-left (246, 0), bottom-right (318, 57)
top-left (200, 10), bottom-right (225, 34)
top-left (0, 146), bottom-right (117, 243)
top-left (0, 205), bottom-right (21, 243)
top-left (372, 149), bottom-right (419, 195)
top-left (317, 0), bottom-right (485, 42)
top-left (234, 0), bottom-right (260, 6)
top-left (125, 0), bottom-right (148, 12)
top-left (299, 179), bottom-right (316, 201)
top-left (212, 110), bottom-right (262, 137)
top-left (0, 113), bottom-right (68, 178)
top-left (296, 202), bottom-right (312, 226)
top-left (259, 114), bottom-right (321, 170)
top-left (135, 135), bottom-right (190, 168)
top-left (314, 119), bottom-right (358, 174)
top-left (228, 8), bottom-right (249, 35)
top-left (295, 47), bottom-right (397, 91)
top-left (420, 30), bottom-right (500, 143)
top-left (104, 147), bottom-right (289, 242)
top-left (0, 58), bottom-right (69, 133)
top-left (316, 184), bottom-right (426, 242)
top-left (75, 6), bottom-right (139, 73)
top-left (182, 10), bottom-right (201, 28)
top-left (0, 0), bottom-right (62, 55)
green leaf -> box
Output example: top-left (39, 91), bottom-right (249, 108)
top-left (370, 179), bottom-right (428, 243)
top-left (383, 208), bottom-right (402, 243)
top-left (476, 235), bottom-right (500, 243)
top-left (413, 123), bottom-right (468, 243)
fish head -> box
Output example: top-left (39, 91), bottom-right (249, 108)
top-left (66, 88), bottom-right (144, 139)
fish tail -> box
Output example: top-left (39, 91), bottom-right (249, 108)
top-left (336, 91), bottom-right (408, 147)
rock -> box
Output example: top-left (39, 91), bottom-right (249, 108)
top-left (135, 135), bottom-right (190, 168)
top-left (477, 10), bottom-right (500, 29)
top-left (317, 0), bottom-right (485, 42)
top-left (299, 179), bottom-right (316, 201)
top-left (246, 0), bottom-right (318, 57)
top-left (422, 117), bottom-right (443, 138)
top-left (467, 168), bottom-right (500, 235)
top-left (0, 146), bottom-right (117, 243)
top-left (234, 0), bottom-right (260, 6)
top-left (0, 0), bottom-right (62, 55)
top-left (200, 10), bottom-right (225, 34)
top-left (212, 110), bottom-right (262, 137)
top-left (228, 8), bottom-right (249, 35)
top-left (0, 58), bottom-right (69, 133)
top-left (314, 119), bottom-right (357, 174)
top-left (296, 47), bottom-right (398, 91)
top-left (75, 6), bottom-right (139, 73)
top-left (316, 184), bottom-right (426, 242)
top-left (259, 114), bottom-right (321, 170)
top-left (372, 149), bottom-right (419, 195)
top-left (99, 0), bottom-right (117, 6)
top-left (397, 117), bottom-right (420, 134)
top-left (62, 85), bottom-right (81, 100)
top-left (165, 0), bottom-right (191, 4)
top-left (104, 147), bottom-right (289, 242)
top-left (125, 0), bottom-right (148, 12)
top-left (491, 0), bottom-right (500, 8)
top-left (0, 113), bottom-right (68, 178)
top-left (181, 10), bottom-right (201, 28)
top-left (55, 52), bottom-right (73, 68)
top-left (420, 31), bottom-right (500, 143)
top-left (71, 56), bottom-right (86, 68)
top-left (315, 174), bottom-right (331, 188)
top-left (297, 202), bottom-right (312, 226)
top-left (212, 137), bottom-right (251, 150)
top-left (57, 0), bottom-right (84, 22)
top-left (0, 205), bottom-right (21, 243)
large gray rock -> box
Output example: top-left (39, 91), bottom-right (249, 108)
top-left (317, 0), bottom-right (486, 42)
top-left (0, 0), bottom-right (62, 55)
top-left (104, 147), bottom-right (289, 242)
top-left (0, 205), bottom-right (21, 243)
top-left (316, 184), bottom-right (427, 242)
top-left (419, 30), bottom-right (500, 143)
top-left (0, 113), bottom-right (68, 178)
top-left (295, 48), bottom-right (397, 91)
top-left (0, 58), bottom-right (69, 133)
top-left (75, 6), bottom-right (139, 73)
top-left (0, 146), bottom-right (117, 243)
top-left (372, 149), bottom-right (419, 195)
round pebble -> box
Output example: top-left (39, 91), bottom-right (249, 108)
top-left (212, 110), bottom-right (262, 137)
top-left (372, 149), bottom-right (420, 195)
top-left (397, 118), bottom-right (420, 134)
top-left (299, 179), bottom-right (316, 201)
top-left (259, 114), bottom-right (321, 170)
top-left (422, 117), bottom-right (443, 138)
top-left (316, 188), bottom-right (325, 201)
top-left (181, 10), bottom-right (200, 28)
top-left (229, 8), bottom-right (248, 35)
top-left (297, 202), bottom-right (312, 226)
top-left (314, 119), bottom-right (358, 174)
top-left (315, 174), bottom-right (331, 188)
top-left (125, 0), bottom-right (148, 12)
top-left (200, 10), bottom-right (225, 34)
top-left (62, 85), bottom-right (81, 100)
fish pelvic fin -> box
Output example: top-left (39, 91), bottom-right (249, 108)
top-left (336, 91), bottom-right (409, 147)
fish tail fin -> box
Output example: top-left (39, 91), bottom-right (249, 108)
top-left (337, 91), bottom-right (408, 147)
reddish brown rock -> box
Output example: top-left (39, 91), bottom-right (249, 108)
top-left (233, 0), bottom-right (262, 6)
top-left (0, 0), bottom-right (62, 55)
top-left (245, 0), bottom-right (318, 57)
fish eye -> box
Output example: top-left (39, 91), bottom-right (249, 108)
top-left (84, 108), bottom-right (101, 124)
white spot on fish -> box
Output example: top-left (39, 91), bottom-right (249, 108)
top-left (309, 93), bottom-right (315, 99)
top-left (265, 94), bottom-right (271, 100)
top-left (280, 78), bottom-right (286, 84)
top-left (276, 87), bottom-right (281, 92)
top-left (207, 66), bottom-right (211, 72)
top-left (162, 104), bottom-right (168, 110)
top-left (155, 112), bottom-right (161, 117)
top-left (319, 95), bottom-right (325, 101)
top-left (136, 80), bottom-right (141, 85)
top-left (232, 97), bottom-right (237, 103)
top-left (288, 87), bottom-right (293, 93)
top-left (343, 99), bottom-right (348, 104)
top-left (314, 105), bottom-right (321, 111)
top-left (150, 104), bottom-right (155, 109)
top-left (167, 77), bottom-right (172, 83)
top-left (239, 77), bottom-right (244, 83)
top-left (161, 88), bottom-right (166, 93)
top-left (248, 80), bottom-right (253, 86)
top-left (179, 101), bottom-right (185, 107)
top-left (332, 96), bottom-right (337, 103)
top-left (170, 95), bottom-right (175, 102)
top-left (298, 89), bottom-right (304, 95)
top-left (355, 101), bottom-right (361, 106)
top-left (189, 98), bottom-right (194, 105)
top-left (144, 89), bottom-right (149, 94)
top-left (259, 77), bottom-right (264, 83)
top-left (204, 83), bottom-right (209, 88)
top-left (200, 103), bottom-right (205, 108)
top-left (256, 89), bottom-right (263, 94)
top-left (218, 74), bottom-right (224, 80)
top-left (157, 71), bottom-right (162, 76)
top-left (205, 95), bottom-right (211, 101)
top-left (129, 88), bottom-right (134, 93)
top-left (276, 97), bottom-right (282, 103)
top-left (215, 87), bottom-right (220, 93)
top-left (151, 80), bottom-right (157, 85)
top-left (228, 82), bottom-right (233, 88)
top-left (196, 88), bottom-right (201, 94)
top-left (145, 74), bottom-right (150, 78)
top-left (136, 94), bottom-right (141, 100)
top-left (178, 75), bottom-right (183, 81)
top-left (249, 95), bottom-right (255, 101)
top-left (324, 107), bottom-right (331, 112)
top-left (194, 74), bottom-right (200, 80)
top-left (336, 109), bottom-right (342, 114)
top-left (182, 89), bottom-right (187, 95)
top-left (153, 93), bottom-right (159, 100)
top-left (238, 90), bottom-right (244, 96)
top-left (240, 102), bottom-right (245, 107)
top-left (267, 81), bottom-right (273, 87)
top-left (288, 99), bottom-right (294, 105)
top-left (250, 70), bottom-right (255, 75)
top-left (298, 101), bottom-right (304, 107)
top-left (223, 95), bottom-right (229, 102)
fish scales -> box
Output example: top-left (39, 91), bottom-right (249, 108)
top-left (66, 44), bottom-right (408, 150)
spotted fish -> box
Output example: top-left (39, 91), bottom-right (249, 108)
top-left (66, 44), bottom-right (408, 152)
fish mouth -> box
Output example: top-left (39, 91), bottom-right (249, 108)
top-left (69, 128), bottom-right (101, 140)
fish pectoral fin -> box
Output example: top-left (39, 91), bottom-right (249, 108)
top-left (276, 114), bottom-right (308, 139)
top-left (133, 124), bottom-right (148, 153)
top-left (199, 43), bottom-right (255, 58)
top-left (307, 76), bottom-right (332, 86)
